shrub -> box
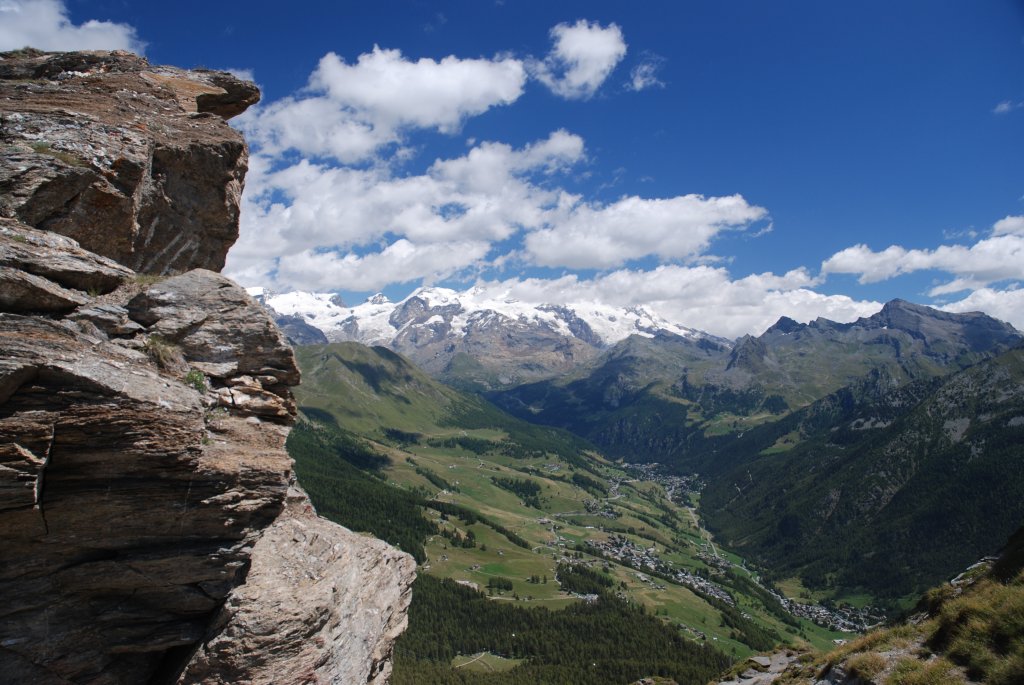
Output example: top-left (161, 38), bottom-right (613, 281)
top-left (184, 368), bottom-right (207, 393)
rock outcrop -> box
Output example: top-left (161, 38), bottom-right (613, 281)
top-left (0, 50), bottom-right (414, 684)
top-left (0, 49), bottom-right (256, 275)
top-left (179, 488), bottom-right (414, 685)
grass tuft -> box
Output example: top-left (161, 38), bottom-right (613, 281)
top-left (143, 335), bottom-right (182, 370)
top-left (845, 651), bottom-right (885, 680)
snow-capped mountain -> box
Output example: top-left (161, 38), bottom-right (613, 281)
top-left (248, 285), bottom-right (727, 389)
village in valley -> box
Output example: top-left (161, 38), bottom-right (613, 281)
top-left (426, 450), bottom-right (881, 648)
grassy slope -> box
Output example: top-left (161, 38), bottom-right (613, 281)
top-left (771, 528), bottom-right (1024, 685)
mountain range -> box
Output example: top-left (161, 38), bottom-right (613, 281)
top-left (492, 299), bottom-right (1021, 466)
top-left (250, 285), bottom-right (724, 389)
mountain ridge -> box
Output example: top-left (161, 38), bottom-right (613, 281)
top-left (490, 297), bottom-right (1022, 464)
top-left (251, 284), bottom-right (731, 389)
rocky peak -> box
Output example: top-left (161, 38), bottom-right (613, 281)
top-left (870, 298), bottom-right (1021, 352)
top-left (726, 334), bottom-right (768, 371)
top-left (763, 315), bottom-right (802, 336)
top-left (388, 294), bottom-right (463, 329)
top-left (0, 52), bottom-right (414, 684)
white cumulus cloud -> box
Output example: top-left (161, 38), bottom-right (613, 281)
top-left (525, 194), bottom-right (768, 269)
top-left (228, 131), bottom-right (586, 287)
top-left (239, 47), bottom-right (526, 163)
top-left (312, 48), bottom-right (526, 132)
top-left (275, 239), bottom-right (492, 292)
top-left (469, 265), bottom-right (881, 339)
top-left (530, 19), bottom-right (627, 99)
top-left (993, 215), bottom-right (1024, 236)
top-left (821, 216), bottom-right (1024, 293)
top-left (0, 0), bottom-right (144, 53)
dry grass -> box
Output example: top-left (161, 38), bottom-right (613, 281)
top-left (887, 656), bottom-right (963, 685)
top-left (846, 651), bottom-right (886, 680)
top-left (143, 335), bottom-right (183, 370)
top-left (929, 573), bottom-right (1024, 684)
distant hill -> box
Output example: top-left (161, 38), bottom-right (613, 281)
top-left (293, 341), bottom-right (594, 465)
top-left (700, 345), bottom-right (1024, 599)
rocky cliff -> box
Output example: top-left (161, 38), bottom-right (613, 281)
top-left (0, 50), bottom-right (414, 684)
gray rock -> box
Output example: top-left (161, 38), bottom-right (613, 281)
top-left (127, 269), bottom-right (300, 398)
top-left (178, 488), bottom-right (416, 685)
top-left (0, 265), bottom-right (88, 313)
top-left (0, 218), bottom-right (133, 294)
top-left (70, 304), bottom-right (145, 337)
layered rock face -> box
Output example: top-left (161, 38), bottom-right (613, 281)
top-left (0, 50), bottom-right (414, 684)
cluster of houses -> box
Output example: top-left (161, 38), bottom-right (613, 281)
top-left (672, 567), bottom-right (736, 606)
top-left (585, 534), bottom-right (738, 606)
top-left (624, 463), bottom-right (703, 505)
top-left (764, 587), bottom-right (883, 632)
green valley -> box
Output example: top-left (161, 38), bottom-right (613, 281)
top-left (288, 342), bottom-right (864, 683)
top-left (285, 298), bottom-right (1024, 682)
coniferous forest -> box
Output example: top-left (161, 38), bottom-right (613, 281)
top-left (392, 575), bottom-right (731, 685)
top-left (287, 419), bottom-right (436, 562)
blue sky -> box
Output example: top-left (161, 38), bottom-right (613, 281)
top-left (3, 0), bottom-right (1024, 337)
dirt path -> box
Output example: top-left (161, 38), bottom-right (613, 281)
top-left (454, 652), bottom-right (488, 669)
top-left (687, 507), bottom-right (719, 557)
